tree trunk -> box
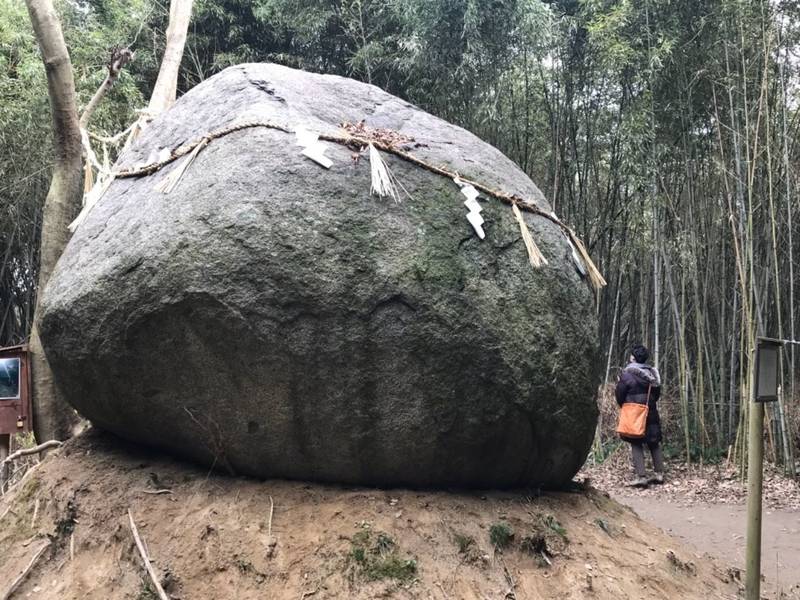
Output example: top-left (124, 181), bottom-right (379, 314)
top-left (24, 0), bottom-right (83, 442)
top-left (147, 0), bottom-right (194, 115)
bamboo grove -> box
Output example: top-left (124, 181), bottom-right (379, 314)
top-left (1, 0), bottom-right (799, 470)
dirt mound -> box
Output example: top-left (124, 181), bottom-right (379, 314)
top-left (0, 430), bottom-right (741, 599)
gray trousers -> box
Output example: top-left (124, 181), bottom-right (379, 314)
top-left (630, 441), bottom-right (664, 477)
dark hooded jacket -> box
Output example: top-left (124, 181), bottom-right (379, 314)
top-left (615, 362), bottom-right (662, 444)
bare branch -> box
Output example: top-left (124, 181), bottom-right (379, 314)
top-left (79, 47), bottom-right (135, 129)
top-left (128, 508), bottom-right (170, 600)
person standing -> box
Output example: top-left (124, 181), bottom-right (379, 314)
top-left (615, 344), bottom-right (665, 487)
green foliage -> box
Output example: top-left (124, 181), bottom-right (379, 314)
top-left (520, 533), bottom-right (546, 554)
top-left (0, 0), bottom-right (150, 345)
top-left (358, 555), bottom-right (418, 581)
top-left (60, 0), bottom-right (151, 131)
top-left (16, 476), bottom-right (40, 504)
top-left (374, 531), bottom-right (396, 555)
top-left (541, 514), bottom-right (567, 538)
top-left (519, 512), bottom-right (570, 565)
top-left (235, 558), bottom-right (255, 573)
top-left (488, 522), bottom-right (514, 549)
top-left (349, 525), bottom-right (417, 582)
top-left (0, 0), bottom-right (50, 344)
top-left (12, 430), bottom-right (36, 449)
top-left (351, 546), bottom-right (366, 563)
top-left (137, 581), bottom-right (158, 600)
top-left (591, 438), bottom-right (624, 465)
top-left (453, 532), bottom-right (475, 555)
top-left (594, 518), bottom-right (612, 536)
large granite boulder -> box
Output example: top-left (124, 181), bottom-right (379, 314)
top-left (39, 63), bottom-right (599, 488)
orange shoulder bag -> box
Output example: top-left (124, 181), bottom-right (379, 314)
top-left (616, 384), bottom-right (651, 439)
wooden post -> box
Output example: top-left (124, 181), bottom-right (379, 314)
top-left (746, 335), bottom-right (794, 598)
top-left (745, 395), bottom-right (763, 600)
top-left (745, 336), bottom-right (780, 600)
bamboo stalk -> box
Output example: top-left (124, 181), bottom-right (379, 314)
top-left (780, 20), bottom-right (797, 478)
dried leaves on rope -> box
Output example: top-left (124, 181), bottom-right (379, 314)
top-left (341, 120), bottom-right (415, 149)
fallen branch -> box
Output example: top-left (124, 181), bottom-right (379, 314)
top-left (435, 581), bottom-right (450, 599)
top-left (136, 489), bottom-right (173, 496)
top-left (30, 497), bottom-right (39, 530)
top-left (266, 495), bottom-right (277, 558)
top-left (128, 508), bottom-right (169, 600)
top-left (1, 539), bottom-right (50, 600)
top-left (267, 495), bottom-right (274, 539)
top-left (88, 122), bottom-right (137, 146)
top-left (501, 558), bottom-right (517, 600)
top-left (1, 441), bottom-right (62, 468)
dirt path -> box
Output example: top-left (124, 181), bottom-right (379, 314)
top-left (615, 493), bottom-right (800, 598)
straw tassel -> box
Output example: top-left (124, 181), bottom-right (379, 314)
top-left (512, 203), bottom-right (547, 268)
top-left (154, 138), bottom-right (208, 194)
top-left (368, 143), bottom-right (401, 202)
top-left (512, 203), bottom-right (548, 268)
top-left (566, 229), bottom-right (607, 291)
top-left (83, 160), bottom-right (94, 194)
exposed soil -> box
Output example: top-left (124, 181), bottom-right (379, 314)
top-left (0, 430), bottom-right (743, 599)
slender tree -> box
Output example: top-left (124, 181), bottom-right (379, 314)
top-left (24, 0), bottom-right (84, 442)
top-left (22, 0), bottom-right (194, 442)
top-left (146, 0), bottom-right (193, 114)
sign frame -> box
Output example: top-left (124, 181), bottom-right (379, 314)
top-left (754, 338), bottom-right (781, 403)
